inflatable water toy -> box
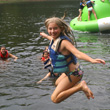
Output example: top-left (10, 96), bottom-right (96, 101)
top-left (70, 0), bottom-right (110, 32)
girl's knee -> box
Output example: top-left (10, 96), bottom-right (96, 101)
top-left (51, 94), bottom-right (57, 103)
top-left (51, 94), bottom-right (59, 104)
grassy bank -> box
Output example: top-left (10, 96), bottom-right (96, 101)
top-left (0, 0), bottom-right (47, 3)
top-left (0, 0), bottom-right (75, 3)
top-left (0, 0), bottom-right (27, 3)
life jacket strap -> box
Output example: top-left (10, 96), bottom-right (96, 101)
top-left (44, 58), bottom-right (50, 65)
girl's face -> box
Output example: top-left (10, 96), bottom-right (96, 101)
top-left (44, 52), bottom-right (48, 58)
top-left (47, 23), bottom-right (62, 40)
top-left (1, 47), bottom-right (6, 54)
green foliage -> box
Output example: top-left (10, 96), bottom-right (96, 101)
top-left (77, 36), bottom-right (98, 43)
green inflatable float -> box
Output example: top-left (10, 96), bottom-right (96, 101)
top-left (70, 0), bottom-right (110, 32)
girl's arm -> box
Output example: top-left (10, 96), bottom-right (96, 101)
top-left (9, 53), bottom-right (18, 61)
top-left (82, 3), bottom-right (85, 6)
top-left (91, 1), bottom-right (95, 4)
top-left (62, 40), bottom-right (105, 64)
top-left (37, 72), bottom-right (51, 84)
top-left (40, 32), bottom-right (52, 41)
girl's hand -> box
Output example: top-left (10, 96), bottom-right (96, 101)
top-left (14, 57), bottom-right (18, 61)
top-left (91, 59), bottom-right (105, 64)
top-left (40, 32), bottom-right (52, 40)
top-left (40, 32), bottom-right (48, 38)
top-left (37, 80), bottom-right (42, 84)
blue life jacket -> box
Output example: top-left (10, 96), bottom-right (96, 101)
top-left (80, 2), bottom-right (84, 9)
top-left (44, 58), bottom-right (51, 69)
top-left (49, 35), bottom-right (77, 74)
top-left (86, 0), bottom-right (93, 8)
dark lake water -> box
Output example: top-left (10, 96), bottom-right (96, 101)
top-left (0, 1), bottom-right (110, 110)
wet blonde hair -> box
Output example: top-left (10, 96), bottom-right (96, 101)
top-left (45, 17), bottom-right (76, 45)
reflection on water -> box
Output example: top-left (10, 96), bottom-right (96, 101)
top-left (0, 1), bottom-right (110, 110)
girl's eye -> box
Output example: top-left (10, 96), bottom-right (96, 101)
top-left (48, 28), bottom-right (52, 30)
top-left (48, 27), bottom-right (58, 30)
top-left (54, 27), bottom-right (58, 30)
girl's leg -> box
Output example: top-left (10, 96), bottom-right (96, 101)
top-left (88, 11), bottom-right (91, 21)
top-left (92, 9), bottom-right (97, 20)
top-left (78, 10), bottom-right (82, 21)
top-left (55, 73), bottom-right (66, 86)
top-left (80, 10), bottom-right (82, 21)
top-left (51, 75), bottom-right (94, 103)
